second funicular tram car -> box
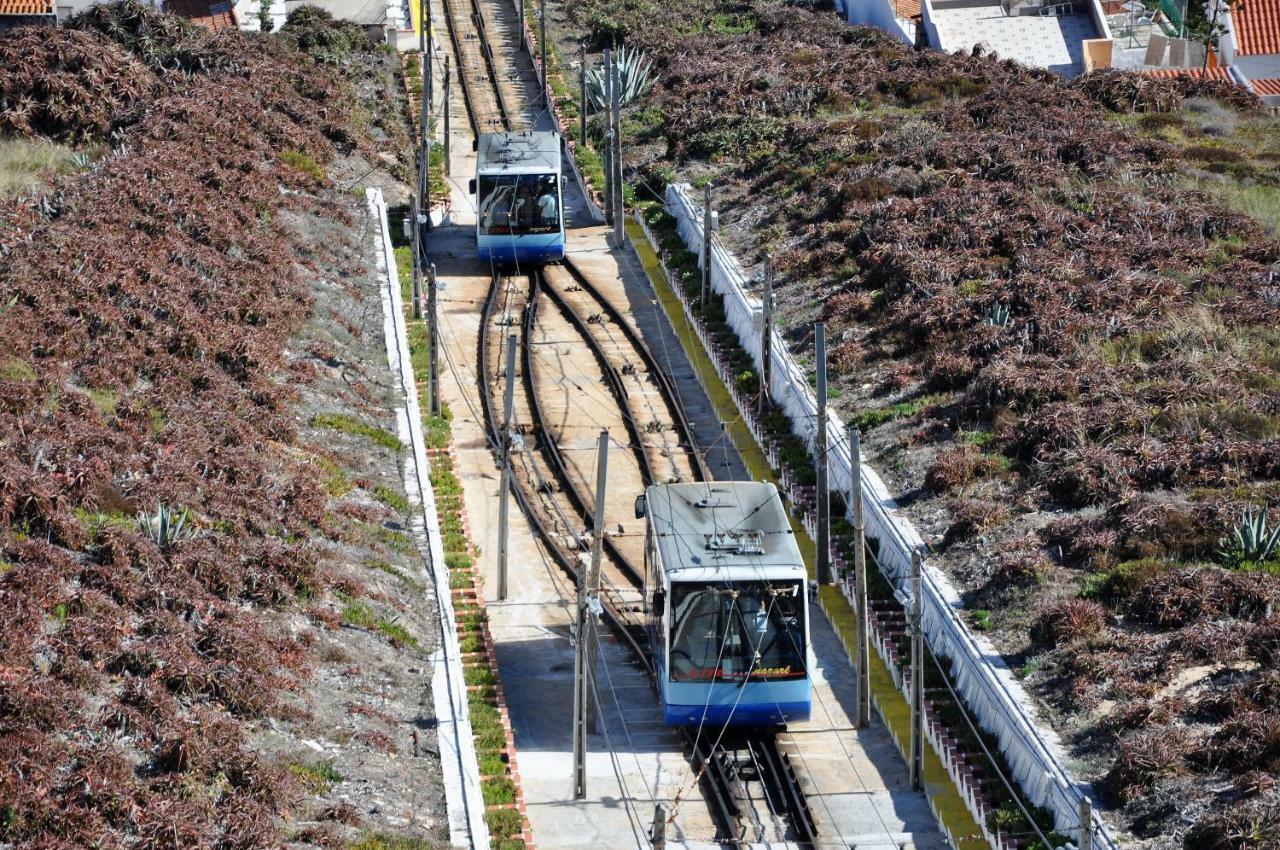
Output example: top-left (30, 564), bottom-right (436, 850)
top-left (635, 482), bottom-right (812, 727)
top-left (470, 130), bottom-right (565, 265)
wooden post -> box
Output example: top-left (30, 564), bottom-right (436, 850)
top-left (443, 58), bottom-right (451, 176)
top-left (601, 48), bottom-right (613, 226)
top-left (1079, 795), bottom-right (1094, 850)
top-left (700, 182), bottom-right (712, 307)
top-left (910, 548), bottom-right (924, 791)
top-left (539, 0), bottom-right (548, 107)
top-left (579, 42), bottom-right (588, 147)
top-left (815, 322), bottom-right (831, 586)
top-left (427, 263), bottom-right (440, 416)
top-left (496, 335), bottom-right (516, 601)
top-left (759, 256), bottom-right (773, 417)
top-left (851, 428), bottom-right (870, 728)
top-left (609, 51), bottom-right (624, 246)
top-left (411, 190), bottom-right (422, 320)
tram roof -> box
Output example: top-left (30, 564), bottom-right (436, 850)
top-left (644, 482), bottom-right (806, 578)
top-left (476, 131), bottom-right (561, 176)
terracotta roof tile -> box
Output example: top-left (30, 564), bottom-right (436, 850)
top-left (163, 0), bottom-right (237, 29)
top-left (0, 0), bottom-right (53, 15)
top-left (1231, 0), bottom-right (1280, 56)
top-left (1252, 76), bottom-right (1280, 93)
top-left (1140, 66), bottom-right (1234, 81)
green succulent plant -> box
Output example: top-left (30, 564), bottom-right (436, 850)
top-left (136, 504), bottom-right (195, 549)
top-left (585, 45), bottom-right (654, 111)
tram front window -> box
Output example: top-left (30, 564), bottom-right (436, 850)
top-left (479, 173), bottom-right (559, 235)
top-left (668, 581), bottom-right (805, 683)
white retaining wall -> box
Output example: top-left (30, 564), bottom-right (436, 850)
top-left (369, 188), bottom-right (490, 850)
top-left (664, 182), bottom-right (1116, 847)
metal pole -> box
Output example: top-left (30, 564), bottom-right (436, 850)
top-left (428, 262), bottom-right (440, 416)
top-left (517, 0), bottom-right (525, 52)
top-left (1079, 795), bottom-right (1094, 850)
top-left (418, 0), bottom-right (425, 54)
top-left (909, 547), bottom-right (924, 791)
top-left (602, 48), bottom-right (613, 226)
top-left (496, 335), bottom-right (516, 601)
top-left (443, 58), bottom-right (451, 176)
top-left (574, 430), bottom-right (609, 798)
top-left (651, 803), bottom-right (666, 849)
top-left (411, 191), bottom-right (422, 320)
top-left (539, 0), bottom-right (548, 107)
top-left (758, 256), bottom-right (773, 417)
top-left (851, 428), bottom-right (870, 728)
top-left (420, 8), bottom-right (431, 227)
top-left (609, 51), bottom-right (623, 245)
top-left (700, 182), bottom-right (712, 307)
top-left (815, 322), bottom-right (831, 586)
top-left (579, 43), bottom-right (588, 147)
top-left (587, 430), bottom-right (607, 726)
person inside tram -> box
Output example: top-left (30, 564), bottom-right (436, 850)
top-left (537, 178), bottom-right (558, 228)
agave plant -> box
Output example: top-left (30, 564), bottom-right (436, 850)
top-left (1218, 509), bottom-right (1280, 565)
top-left (137, 504), bottom-right (195, 549)
top-left (585, 45), bottom-right (655, 111)
top-left (986, 301), bottom-right (1011, 328)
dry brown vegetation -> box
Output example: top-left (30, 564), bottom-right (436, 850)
top-left (0, 5), bottom-right (430, 847)
top-left (560, 0), bottom-right (1280, 844)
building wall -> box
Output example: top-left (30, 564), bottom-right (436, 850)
top-left (842, 0), bottom-right (916, 45)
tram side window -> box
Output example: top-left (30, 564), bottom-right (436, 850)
top-left (667, 581), bottom-right (805, 683)
top-left (478, 173), bottom-right (559, 235)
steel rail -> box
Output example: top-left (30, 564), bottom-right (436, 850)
top-left (466, 0), bottom-right (512, 131)
top-left (536, 272), bottom-right (654, 488)
top-left (521, 271), bottom-right (646, 589)
top-left (560, 258), bottom-right (711, 483)
top-left (476, 271), bottom-right (652, 675)
top-left (438, 0), bottom-right (478, 137)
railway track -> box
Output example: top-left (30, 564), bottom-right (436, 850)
top-left (439, 0), bottom-right (514, 133)
top-left (440, 0), bottom-right (820, 839)
top-left (478, 265), bottom-right (819, 846)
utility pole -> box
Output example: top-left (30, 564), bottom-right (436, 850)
top-left (651, 803), bottom-right (666, 849)
top-left (602, 48), bottom-right (613, 226)
top-left (411, 189), bottom-right (422, 320)
top-left (428, 262), bottom-right (440, 416)
top-left (539, 0), bottom-right (548, 107)
top-left (443, 58), bottom-right (451, 176)
top-left (909, 547), bottom-right (924, 792)
top-left (758, 256), bottom-right (773, 417)
top-left (1079, 796), bottom-right (1094, 850)
top-left (420, 2), bottom-right (431, 231)
top-left (701, 182), bottom-right (713, 307)
top-left (609, 51), bottom-right (623, 245)
top-left (814, 322), bottom-right (831, 586)
top-left (496, 335), bottom-right (516, 601)
top-left (851, 428), bottom-right (870, 728)
top-left (517, 0), bottom-right (525, 52)
top-left (573, 430), bottom-right (608, 799)
top-left (579, 42), bottom-right (588, 147)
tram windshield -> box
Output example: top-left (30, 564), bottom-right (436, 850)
top-left (668, 580), bottom-right (805, 683)
top-left (478, 173), bottom-right (560, 235)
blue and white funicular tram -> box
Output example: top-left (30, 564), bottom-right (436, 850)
top-left (470, 130), bottom-right (565, 265)
top-left (635, 482), bottom-right (812, 727)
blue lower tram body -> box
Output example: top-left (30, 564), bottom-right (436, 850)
top-left (661, 677), bottom-right (811, 727)
top-left (477, 232), bottom-right (564, 265)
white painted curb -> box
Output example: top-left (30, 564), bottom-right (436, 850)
top-left (368, 187), bottom-right (491, 850)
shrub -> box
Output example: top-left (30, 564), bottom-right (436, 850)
top-left (1031, 599), bottom-right (1106, 647)
top-left (1103, 727), bottom-right (1194, 802)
